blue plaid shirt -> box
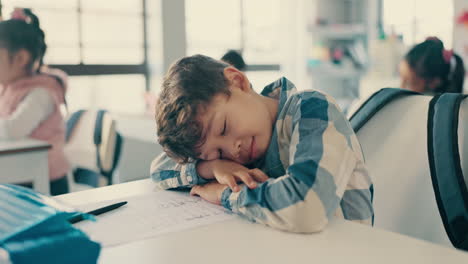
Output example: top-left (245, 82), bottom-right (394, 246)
top-left (151, 77), bottom-right (374, 232)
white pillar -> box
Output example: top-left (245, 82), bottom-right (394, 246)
top-left (161, 0), bottom-right (187, 73)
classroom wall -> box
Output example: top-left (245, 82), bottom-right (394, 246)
top-left (453, 0), bottom-right (468, 92)
top-left (114, 115), bottom-right (163, 183)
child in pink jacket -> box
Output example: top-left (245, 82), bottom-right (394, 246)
top-left (0, 8), bottom-right (70, 195)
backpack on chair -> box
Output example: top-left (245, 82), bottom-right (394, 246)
top-left (427, 93), bottom-right (468, 250)
top-left (349, 88), bottom-right (468, 249)
top-left (65, 109), bottom-right (123, 187)
top-left (349, 88), bottom-right (451, 246)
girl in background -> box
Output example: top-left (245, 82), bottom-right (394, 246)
top-left (0, 8), bottom-right (70, 195)
top-left (400, 37), bottom-right (465, 94)
top-left (221, 50), bottom-right (247, 71)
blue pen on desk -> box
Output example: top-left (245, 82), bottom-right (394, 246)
top-left (68, 201), bottom-right (127, 224)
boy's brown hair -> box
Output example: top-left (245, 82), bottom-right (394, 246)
top-left (156, 54), bottom-right (231, 163)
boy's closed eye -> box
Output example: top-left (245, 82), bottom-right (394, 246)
top-left (218, 118), bottom-right (227, 159)
top-left (221, 118), bottom-right (227, 136)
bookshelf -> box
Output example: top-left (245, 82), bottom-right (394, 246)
top-left (303, 0), bottom-right (371, 112)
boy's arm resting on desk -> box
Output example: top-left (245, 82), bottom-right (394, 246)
top-left (220, 94), bottom-right (373, 233)
top-left (150, 153), bottom-right (210, 189)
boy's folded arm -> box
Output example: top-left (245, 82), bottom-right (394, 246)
top-left (150, 153), bottom-right (209, 189)
top-left (221, 94), bottom-right (371, 233)
top-left (220, 158), bottom-right (342, 233)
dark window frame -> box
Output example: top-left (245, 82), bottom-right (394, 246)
top-left (0, 0), bottom-right (151, 90)
top-left (1, 0), bottom-right (279, 90)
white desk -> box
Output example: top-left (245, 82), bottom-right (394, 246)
top-left (0, 139), bottom-right (50, 195)
top-left (57, 179), bottom-right (468, 264)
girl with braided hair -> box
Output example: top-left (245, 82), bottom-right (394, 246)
top-left (0, 8), bottom-right (70, 195)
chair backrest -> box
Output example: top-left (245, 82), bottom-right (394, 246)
top-left (459, 98), bottom-right (468, 194)
top-left (427, 93), bottom-right (468, 250)
top-left (349, 88), bottom-right (420, 131)
top-left (65, 109), bottom-right (123, 184)
top-left (349, 88), bottom-right (452, 246)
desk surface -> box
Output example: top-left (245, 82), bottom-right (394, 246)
top-left (57, 179), bottom-right (468, 264)
top-left (0, 138), bottom-right (51, 155)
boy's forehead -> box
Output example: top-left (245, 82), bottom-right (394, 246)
top-left (194, 113), bottom-right (214, 159)
top-left (196, 94), bottom-right (228, 128)
top-left (195, 95), bottom-right (228, 155)
top-left (197, 105), bottom-right (218, 142)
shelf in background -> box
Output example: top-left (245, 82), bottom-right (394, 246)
top-left (307, 63), bottom-right (365, 79)
top-left (308, 24), bottom-right (366, 39)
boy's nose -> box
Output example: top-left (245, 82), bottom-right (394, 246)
top-left (228, 139), bottom-right (242, 159)
top-left (233, 139), bottom-right (242, 157)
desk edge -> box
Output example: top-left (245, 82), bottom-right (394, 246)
top-left (0, 144), bottom-right (51, 156)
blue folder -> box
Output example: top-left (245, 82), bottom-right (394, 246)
top-left (0, 184), bottom-right (101, 264)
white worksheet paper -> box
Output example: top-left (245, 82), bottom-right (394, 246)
top-left (74, 191), bottom-right (235, 247)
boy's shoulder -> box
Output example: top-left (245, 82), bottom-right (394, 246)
top-left (261, 77), bottom-right (331, 101)
top-left (284, 89), bottom-right (336, 109)
top-left (289, 89), bottom-right (328, 99)
top-left (278, 89), bottom-right (341, 124)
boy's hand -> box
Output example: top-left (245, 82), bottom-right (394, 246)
top-left (190, 182), bottom-right (228, 205)
top-left (211, 160), bottom-right (268, 192)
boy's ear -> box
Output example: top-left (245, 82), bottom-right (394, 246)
top-left (223, 66), bottom-right (250, 92)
